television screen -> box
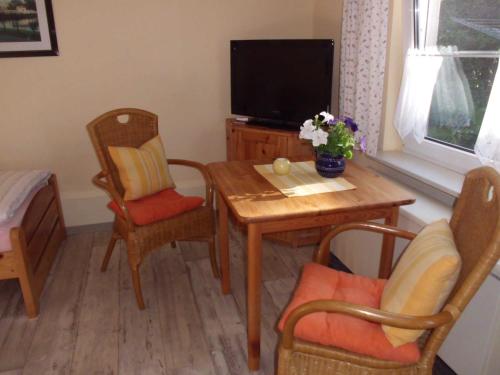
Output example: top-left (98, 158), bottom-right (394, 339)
top-left (231, 39), bottom-right (334, 129)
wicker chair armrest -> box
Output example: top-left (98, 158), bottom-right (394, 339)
top-left (167, 159), bottom-right (214, 206)
top-left (282, 300), bottom-right (454, 349)
top-left (92, 171), bottom-right (133, 224)
top-left (315, 222), bottom-right (417, 265)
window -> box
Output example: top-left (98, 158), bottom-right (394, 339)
top-left (404, 0), bottom-right (499, 173)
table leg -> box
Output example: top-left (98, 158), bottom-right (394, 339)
top-left (379, 207), bottom-right (399, 278)
top-left (217, 192), bottom-right (230, 294)
top-left (247, 223), bottom-right (262, 371)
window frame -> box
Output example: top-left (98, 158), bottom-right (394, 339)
top-left (400, 0), bottom-right (496, 174)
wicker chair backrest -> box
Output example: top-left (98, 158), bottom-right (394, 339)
top-left (87, 108), bottom-right (158, 196)
top-left (449, 166), bottom-right (500, 305)
top-left (423, 166), bottom-right (500, 360)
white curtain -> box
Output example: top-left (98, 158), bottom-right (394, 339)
top-left (394, 49), bottom-right (443, 142)
top-left (394, 48), bottom-right (475, 142)
top-left (475, 66), bottom-right (500, 170)
top-left (432, 50), bottom-right (475, 129)
top-left (339, 0), bottom-right (390, 156)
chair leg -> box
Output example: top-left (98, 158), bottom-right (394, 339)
top-left (101, 232), bottom-right (119, 272)
top-left (130, 263), bottom-right (145, 310)
top-left (208, 236), bottom-right (220, 278)
top-left (127, 238), bottom-right (145, 310)
top-left (171, 241), bottom-right (177, 248)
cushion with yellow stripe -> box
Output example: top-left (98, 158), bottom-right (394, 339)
top-left (108, 135), bottom-right (175, 201)
top-left (380, 219), bottom-right (461, 347)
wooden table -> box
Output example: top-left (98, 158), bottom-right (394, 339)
top-left (207, 159), bottom-right (415, 371)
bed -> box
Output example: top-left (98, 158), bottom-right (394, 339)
top-left (0, 174), bottom-right (66, 318)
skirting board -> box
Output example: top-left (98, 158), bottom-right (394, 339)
top-left (61, 180), bottom-right (205, 227)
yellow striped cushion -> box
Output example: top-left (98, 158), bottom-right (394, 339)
top-left (108, 135), bottom-right (175, 201)
top-left (381, 219), bottom-right (461, 347)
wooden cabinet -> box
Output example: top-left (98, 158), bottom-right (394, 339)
top-left (226, 119), bottom-right (314, 161)
top-left (225, 118), bottom-right (320, 247)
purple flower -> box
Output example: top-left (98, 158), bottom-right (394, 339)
top-left (359, 135), bottom-right (367, 153)
top-left (327, 118), bottom-right (339, 126)
top-left (343, 116), bottom-right (359, 132)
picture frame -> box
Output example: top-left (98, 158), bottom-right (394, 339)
top-left (0, 0), bottom-right (58, 58)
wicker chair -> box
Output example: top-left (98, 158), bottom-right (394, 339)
top-left (278, 166), bottom-right (500, 375)
top-left (87, 108), bottom-right (219, 309)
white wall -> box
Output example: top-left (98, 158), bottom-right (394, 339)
top-left (332, 213), bottom-right (421, 279)
top-left (0, 0), bottom-right (319, 226)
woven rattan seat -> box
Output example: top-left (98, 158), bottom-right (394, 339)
top-left (278, 166), bottom-right (500, 374)
top-left (87, 108), bottom-right (218, 309)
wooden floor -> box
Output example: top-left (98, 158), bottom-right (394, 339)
top-left (0, 225), bottom-right (313, 375)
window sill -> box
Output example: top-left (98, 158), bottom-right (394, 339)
top-left (355, 150), bottom-right (457, 223)
top-left (369, 151), bottom-right (464, 198)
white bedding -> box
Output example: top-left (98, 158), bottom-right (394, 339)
top-left (0, 184), bottom-right (47, 252)
top-left (0, 170), bottom-right (51, 224)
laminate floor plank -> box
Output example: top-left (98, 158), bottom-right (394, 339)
top-left (22, 233), bottom-right (94, 375)
top-left (225, 233), bottom-right (282, 375)
top-left (117, 240), bottom-right (168, 375)
top-left (264, 277), bottom-right (298, 315)
top-left (261, 239), bottom-right (294, 282)
top-left (271, 241), bottom-right (315, 277)
top-left (0, 294), bottom-right (38, 372)
top-left (0, 238), bottom-right (67, 372)
top-left (0, 280), bottom-right (18, 318)
top-left (0, 368), bottom-right (23, 375)
top-left (70, 231), bottom-right (120, 374)
top-left (0, 226), bottom-right (319, 375)
top-left (0, 281), bottom-right (24, 358)
top-left (187, 257), bottom-right (252, 375)
top-left (151, 246), bottom-right (216, 375)
top-left (179, 241), bottom-right (210, 263)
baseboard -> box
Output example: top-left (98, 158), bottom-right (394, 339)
top-left (66, 222), bottom-right (113, 235)
top-left (61, 191), bottom-right (112, 227)
top-left (433, 356), bottom-right (457, 375)
top-left (60, 180), bottom-right (206, 227)
top-left (329, 253), bottom-right (353, 273)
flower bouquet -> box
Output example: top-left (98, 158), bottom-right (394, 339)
top-left (299, 111), bottom-right (366, 177)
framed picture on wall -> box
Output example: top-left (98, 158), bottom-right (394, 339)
top-left (0, 0), bottom-right (58, 58)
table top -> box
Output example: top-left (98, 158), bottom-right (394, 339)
top-left (207, 159), bottom-right (416, 224)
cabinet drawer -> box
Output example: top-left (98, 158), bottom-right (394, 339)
top-left (235, 128), bottom-right (288, 161)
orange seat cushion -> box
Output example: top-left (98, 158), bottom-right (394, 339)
top-left (278, 263), bottom-right (421, 364)
top-left (108, 188), bottom-right (204, 226)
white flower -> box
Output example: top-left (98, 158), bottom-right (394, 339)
top-left (320, 111), bottom-right (334, 123)
top-left (299, 119), bottom-right (315, 140)
top-left (312, 128), bottom-right (329, 147)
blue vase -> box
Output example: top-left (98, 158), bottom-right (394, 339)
top-left (315, 152), bottom-right (346, 178)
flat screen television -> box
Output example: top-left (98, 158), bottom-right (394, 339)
top-left (231, 39), bottom-right (334, 130)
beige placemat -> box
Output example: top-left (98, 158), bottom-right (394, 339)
top-left (254, 161), bottom-right (356, 197)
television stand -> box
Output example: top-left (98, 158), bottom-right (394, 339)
top-left (226, 118), bottom-right (314, 161)
top-left (246, 117), bottom-right (300, 131)
top-left (225, 118), bottom-right (323, 247)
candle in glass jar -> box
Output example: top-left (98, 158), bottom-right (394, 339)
top-left (272, 158), bottom-right (291, 175)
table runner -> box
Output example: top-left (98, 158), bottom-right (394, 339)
top-left (254, 161), bottom-right (356, 197)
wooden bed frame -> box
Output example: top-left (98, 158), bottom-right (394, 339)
top-left (0, 175), bottom-right (66, 318)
